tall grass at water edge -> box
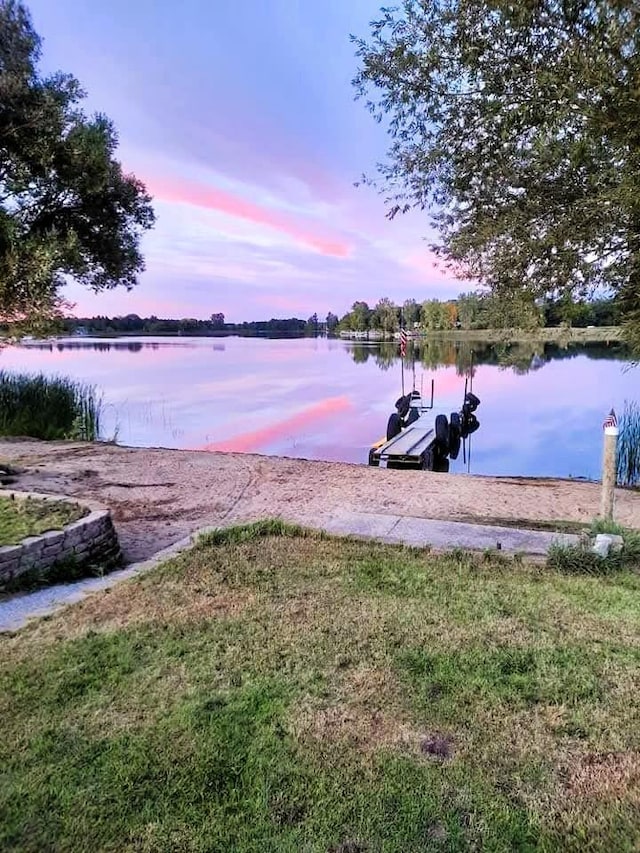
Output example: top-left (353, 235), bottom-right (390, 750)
top-left (617, 400), bottom-right (640, 487)
top-left (0, 371), bottom-right (101, 441)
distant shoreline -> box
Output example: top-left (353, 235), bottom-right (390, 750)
top-left (418, 326), bottom-right (622, 343)
top-left (340, 326), bottom-right (623, 344)
top-left (10, 325), bottom-right (624, 346)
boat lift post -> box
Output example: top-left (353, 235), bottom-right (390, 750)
top-left (400, 309), bottom-right (405, 396)
top-left (412, 346), bottom-right (416, 393)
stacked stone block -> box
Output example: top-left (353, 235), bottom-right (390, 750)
top-left (0, 494), bottom-right (121, 584)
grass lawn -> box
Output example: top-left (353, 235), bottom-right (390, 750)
top-left (0, 495), bottom-right (87, 546)
top-left (1, 521), bottom-right (639, 851)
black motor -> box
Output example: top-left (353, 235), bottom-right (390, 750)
top-left (394, 394), bottom-right (412, 419)
top-left (462, 392), bottom-right (480, 416)
top-left (460, 412), bottom-right (480, 438)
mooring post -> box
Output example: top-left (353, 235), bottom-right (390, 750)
top-left (600, 409), bottom-right (618, 520)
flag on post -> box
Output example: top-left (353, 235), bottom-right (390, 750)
top-left (603, 409), bottom-right (617, 430)
top-left (400, 328), bottom-right (407, 358)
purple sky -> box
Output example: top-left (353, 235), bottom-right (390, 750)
top-left (29, 0), bottom-right (470, 321)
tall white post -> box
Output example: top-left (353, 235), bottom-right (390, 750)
top-left (600, 409), bottom-right (619, 521)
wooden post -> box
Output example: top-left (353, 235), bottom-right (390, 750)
top-left (600, 409), bottom-right (618, 520)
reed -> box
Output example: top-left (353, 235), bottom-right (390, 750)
top-left (617, 400), bottom-right (640, 487)
top-left (0, 371), bottom-right (101, 441)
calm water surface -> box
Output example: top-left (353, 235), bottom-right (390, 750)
top-left (1, 335), bottom-right (635, 479)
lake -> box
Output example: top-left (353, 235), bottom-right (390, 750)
top-left (1, 335), bottom-right (635, 480)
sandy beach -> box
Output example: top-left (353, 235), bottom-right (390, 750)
top-left (1, 439), bottom-right (638, 562)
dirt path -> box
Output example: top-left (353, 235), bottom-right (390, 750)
top-left (2, 439), bottom-right (638, 562)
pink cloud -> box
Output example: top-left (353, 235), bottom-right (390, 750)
top-left (203, 395), bottom-right (353, 453)
top-left (147, 175), bottom-right (351, 258)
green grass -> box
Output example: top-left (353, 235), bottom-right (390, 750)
top-left (0, 370), bottom-right (101, 440)
top-left (0, 495), bottom-right (86, 546)
top-left (2, 523), bottom-right (639, 851)
top-left (547, 524), bottom-right (640, 575)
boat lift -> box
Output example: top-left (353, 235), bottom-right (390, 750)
top-left (368, 358), bottom-right (480, 472)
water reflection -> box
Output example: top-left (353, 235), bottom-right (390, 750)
top-left (346, 338), bottom-right (631, 377)
top-left (18, 336), bottom-right (629, 373)
top-left (204, 396), bottom-right (354, 453)
top-left (0, 335), bottom-right (635, 479)
top-left (20, 339), bottom-right (226, 353)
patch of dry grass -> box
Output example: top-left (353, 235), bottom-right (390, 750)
top-left (565, 752), bottom-right (640, 803)
top-left (290, 665), bottom-right (412, 753)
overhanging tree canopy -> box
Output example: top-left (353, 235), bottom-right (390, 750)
top-left (0, 0), bottom-right (155, 328)
top-left (353, 0), bottom-right (640, 350)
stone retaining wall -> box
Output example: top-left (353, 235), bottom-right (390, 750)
top-left (0, 492), bottom-right (121, 584)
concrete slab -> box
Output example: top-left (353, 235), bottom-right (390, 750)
top-left (385, 516), bottom-right (579, 555)
top-left (320, 510), bottom-right (401, 539)
top-left (314, 510), bottom-right (579, 556)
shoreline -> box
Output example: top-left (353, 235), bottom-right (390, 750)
top-left (1, 439), bottom-right (638, 564)
top-left (6, 326), bottom-right (624, 345)
top-left (339, 326), bottom-right (623, 343)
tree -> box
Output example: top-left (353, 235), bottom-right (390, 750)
top-left (306, 312), bottom-right (319, 335)
top-left (482, 293), bottom-right (543, 331)
top-left (348, 300), bottom-right (372, 331)
top-left (0, 0), bottom-right (155, 329)
top-left (372, 297), bottom-right (399, 333)
top-left (354, 1), bottom-right (640, 352)
top-left (402, 298), bottom-right (420, 328)
top-left (326, 311), bottom-right (339, 334)
top-left (444, 301), bottom-right (458, 329)
top-left (420, 299), bottom-right (450, 331)
top-left (456, 292), bottom-right (484, 330)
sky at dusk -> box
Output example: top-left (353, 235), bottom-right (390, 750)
top-left (28, 0), bottom-right (471, 322)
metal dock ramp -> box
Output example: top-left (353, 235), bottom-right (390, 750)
top-left (372, 416), bottom-right (438, 469)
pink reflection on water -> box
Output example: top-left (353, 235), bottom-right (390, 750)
top-left (203, 395), bottom-right (354, 453)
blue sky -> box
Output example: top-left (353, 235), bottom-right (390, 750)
top-left (28, 0), bottom-right (469, 321)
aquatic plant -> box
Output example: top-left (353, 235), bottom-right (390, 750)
top-left (617, 400), bottom-right (640, 487)
top-left (0, 371), bottom-right (101, 441)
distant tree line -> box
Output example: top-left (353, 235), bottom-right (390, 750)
top-left (57, 312), bottom-right (341, 338)
top-left (6, 297), bottom-right (619, 340)
top-left (338, 294), bottom-right (622, 333)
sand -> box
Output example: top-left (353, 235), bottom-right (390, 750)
top-left (1, 439), bottom-right (638, 562)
